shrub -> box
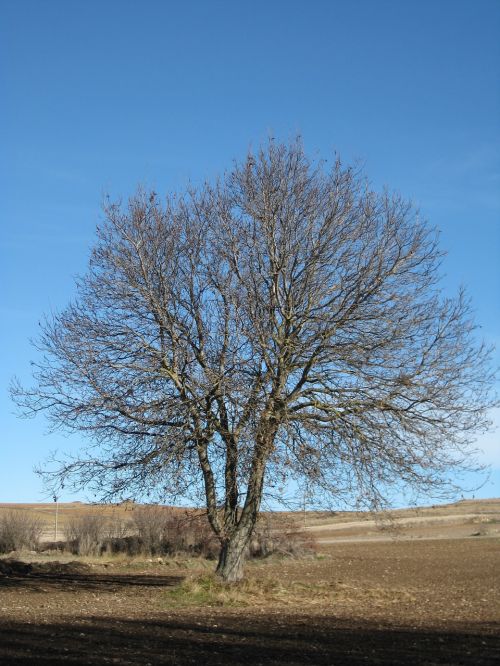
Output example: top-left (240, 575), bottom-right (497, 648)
top-left (132, 506), bottom-right (218, 557)
top-left (104, 534), bottom-right (143, 556)
top-left (0, 510), bottom-right (43, 553)
top-left (64, 513), bottom-right (108, 556)
top-left (100, 518), bottom-right (134, 555)
top-left (249, 514), bottom-right (317, 558)
top-left (56, 506), bottom-right (315, 561)
top-left (169, 511), bottom-right (218, 559)
top-left (132, 505), bottom-right (170, 555)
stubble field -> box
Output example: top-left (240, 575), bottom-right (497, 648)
top-left (0, 499), bottom-right (499, 665)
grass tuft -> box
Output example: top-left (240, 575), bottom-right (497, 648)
top-left (164, 574), bottom-right (286, 608)
top-left (163, 572), bottom-right (353, 608)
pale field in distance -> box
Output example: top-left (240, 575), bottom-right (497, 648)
top-left (1, 498), bottom-right (499, 544)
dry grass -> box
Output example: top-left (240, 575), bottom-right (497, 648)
top-left (163, 571), bottom-right (328, 608)
top-left (163, 562), bottom-right (418, 610)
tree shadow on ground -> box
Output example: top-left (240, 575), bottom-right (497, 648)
top-left (0, 614), bottom-right (498, 665)
top-left (0, 559), bottom-right (183, 592)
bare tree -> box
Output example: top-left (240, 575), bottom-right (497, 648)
top-left (12, 140), bottom-right (496, 580)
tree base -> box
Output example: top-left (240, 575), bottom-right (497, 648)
top-left (215, 537), bottom-right (248, 582)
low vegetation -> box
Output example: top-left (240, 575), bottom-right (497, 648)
top-left (0, 511), bottom-right (43, 553)
top-left (164, 571), bottom-right (331, 609)
top-left (0, 505), bottom-right (316, 562)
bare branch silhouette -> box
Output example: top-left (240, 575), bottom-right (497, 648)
top-left (12, 139), bottom-right (497, 580)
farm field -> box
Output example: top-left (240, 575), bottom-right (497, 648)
top-left (1, 497), bottom-right (500, 544)
top-left (0, 499), bottom-right (499, 664)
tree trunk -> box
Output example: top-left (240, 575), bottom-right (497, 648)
top-left (216, 433), bottom-right (270, 582)
top-left (215, 529), bottom-right (252, 582)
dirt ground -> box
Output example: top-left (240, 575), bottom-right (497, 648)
top-left (1, 536), bottom-right (499, 665)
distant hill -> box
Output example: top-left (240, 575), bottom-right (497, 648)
top-left (0, 498), bottom-right (499, 544)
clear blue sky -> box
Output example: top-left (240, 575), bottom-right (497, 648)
top-left (1, 0), bottom-right (499, 504)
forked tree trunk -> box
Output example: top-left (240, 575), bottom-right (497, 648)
top-left (215, 526), bottom-right (253, 582)
top-left (215, 436), bottom-right (269, 582)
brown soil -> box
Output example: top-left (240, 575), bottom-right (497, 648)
top-left (1, 537), bottom-right (499, 664)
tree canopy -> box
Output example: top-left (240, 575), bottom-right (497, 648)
top-left (13, 140), bottom-right (496, 580)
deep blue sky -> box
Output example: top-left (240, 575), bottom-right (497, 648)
top-left (1, 0), bottom-right (499, 504)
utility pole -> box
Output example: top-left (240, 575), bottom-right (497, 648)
top-left (303, 486), bottom-right (307, 528)
top-left (53, 494), bottom-right (59, 541)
